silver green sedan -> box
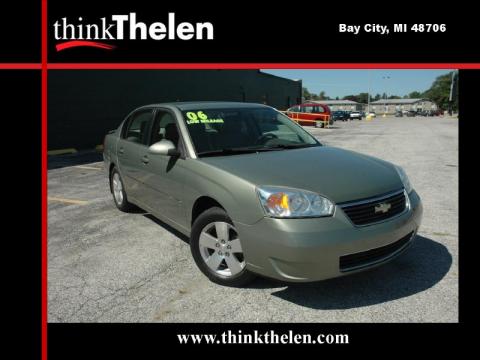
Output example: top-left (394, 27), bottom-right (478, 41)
top-left (103, 102), bottom-right (423, 286)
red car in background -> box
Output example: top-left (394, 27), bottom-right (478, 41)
top-left (285, 102), bottom-right (332, 127)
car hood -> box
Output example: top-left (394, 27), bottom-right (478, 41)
top-left (199, 146), bottom-right (403, 203)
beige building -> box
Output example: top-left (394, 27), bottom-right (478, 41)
top-left (370, 98), bottom-right (437, 114)
top-left (312, 100), bottom-right (364, 111)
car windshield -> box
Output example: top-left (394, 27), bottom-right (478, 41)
top-left (181, 107), bottom-right (321, 157)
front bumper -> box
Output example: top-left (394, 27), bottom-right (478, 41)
top-left (235, 190), bottom-right (423, 282)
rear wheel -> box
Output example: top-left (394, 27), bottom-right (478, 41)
top-left (110, 167), bottom-right (133, 212)
top-left (190, 207), bottom-right (256, 287)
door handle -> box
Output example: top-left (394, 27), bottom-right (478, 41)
top-left (142, 155), bottom-right (149, 164)
top-left (118, 147), bottom-right (124, 155)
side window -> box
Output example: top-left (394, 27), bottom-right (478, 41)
top-left (150, 111), bottom-right (180, 147)
top-left (304, 106), bottom-right (313, 113)
top-left (123, 110), bottom-right (153, 145)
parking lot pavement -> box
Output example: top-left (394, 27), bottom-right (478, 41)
top-left (48, 116), bottom-right (458, 323)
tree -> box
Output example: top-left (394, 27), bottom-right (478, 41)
top-left (302, 87), bottom-right (311, 100)
top-left (423, 71), bottom-right (458, 111)
top-left (388, 95), bottom-right (401, 99)
top-left (303, 87), bottom-right (321, 100)
top-left (374, 93), bottom-right (382, 101)
top-left (408, 91), bottom-right (423, 99)
top-left (356, 92), bottom-right (369, 104)
top-left (343, 95), bottom-right (359, 102)
top-left (318, 91), bottom-right (329, 100)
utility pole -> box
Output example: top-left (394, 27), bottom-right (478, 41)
top-left (448, 71), bottom-right (457, 116)
top-left (367, 70), bottom-right (371, 113)
top-left (382, 75), bottom-right (390, 115)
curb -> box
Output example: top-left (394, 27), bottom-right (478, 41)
top-left (48, 145), bottom-right (104, 156)
top-left (47, 148), bottom-right (77, 156)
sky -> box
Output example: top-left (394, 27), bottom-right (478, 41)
top-left (260, 70), bottom-right (451, 98)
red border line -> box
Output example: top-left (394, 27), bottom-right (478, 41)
top-left (46, 63), bottom-right (480, 69)
top-left (41, 1), bottom-right (47, 360)
top-left (2, 62), bottom-right (477, 70)
top-left (0, 63), bottom-right (41, 69)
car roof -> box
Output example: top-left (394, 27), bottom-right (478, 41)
top-left (138, 101), bottom-right (272, 111)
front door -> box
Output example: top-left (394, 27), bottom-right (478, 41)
top-left (141, 109), bottom-right (188, 230)
top-left (299, 105), bottom-right (316, 126)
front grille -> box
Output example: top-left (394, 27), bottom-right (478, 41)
top-left (340, 190), bottom-right (406, 226)
top-left (339, 231), bottom-right (414, 271)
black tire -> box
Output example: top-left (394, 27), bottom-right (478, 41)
top-left (110, 167), bottom-right (134, 212)
top-left (190, 207), bottom-right (256, 287)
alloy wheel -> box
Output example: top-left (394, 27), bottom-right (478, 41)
top-left (198, 221), bottom-right (245, 277)
top-left (112, 173), bottom-right (124, 205)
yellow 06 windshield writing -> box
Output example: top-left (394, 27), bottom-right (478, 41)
top-left (185, 111), bottom-right (224, 124)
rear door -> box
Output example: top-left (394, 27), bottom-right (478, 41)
top-left (117, 108), bottom-right (154, 202)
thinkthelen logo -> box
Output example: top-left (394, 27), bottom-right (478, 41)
top-left (53, 12), bottom-right (214, 51)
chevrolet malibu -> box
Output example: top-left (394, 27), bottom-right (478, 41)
top-left (103, 102), bottom-right (423, 286)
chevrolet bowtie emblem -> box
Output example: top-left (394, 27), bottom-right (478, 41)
top-left (375, 202), bottom-right (391, 213)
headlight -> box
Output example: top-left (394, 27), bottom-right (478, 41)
top-left (256, 186), bottom-right (334, 218)
top-left (395, 166), bottom-right (413, 193)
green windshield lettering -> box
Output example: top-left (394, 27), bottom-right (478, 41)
top-left (186, 111), bottom-right (224, 124)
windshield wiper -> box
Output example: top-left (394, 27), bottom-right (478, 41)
top-left (197, 143), bottom-right (320, 157)
top-left (197, 146), bottom-right (283, 157)
top-left (263, 143), bottom-right (320, 150)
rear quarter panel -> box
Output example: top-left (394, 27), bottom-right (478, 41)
top-left (103, 129), bottom-right (120, 176)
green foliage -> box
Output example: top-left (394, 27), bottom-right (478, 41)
top-left (422, 71), bottom-right (458, 111)
top-left (302, 87), bottom-right (311, 100)
top-left (357, 93), bottom-right (370, 104)
top-left (318, 91), bottom-right (329, 100)
top-left (408, 91), bottom-right (423, 99)
top-left (302, 87), bottom-right (321, 100)
top-left (342, 94), bottom-right (358, 102)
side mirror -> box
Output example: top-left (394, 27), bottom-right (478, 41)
top-left (148, 140), bottom-right (180, 157)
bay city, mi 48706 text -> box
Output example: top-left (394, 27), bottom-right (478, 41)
top-left (338, 23), bottom-right (446, 35)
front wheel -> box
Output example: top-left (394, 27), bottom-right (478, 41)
top-left (190, 207), bottom-right (256, 287)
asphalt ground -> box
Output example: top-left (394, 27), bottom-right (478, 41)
top-left (48, 115), bottom-right (458, 322)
